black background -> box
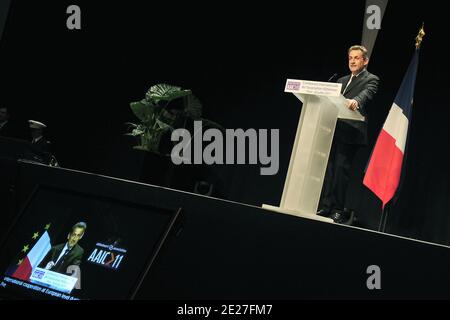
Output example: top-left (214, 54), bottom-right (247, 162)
top-left (1, 1), bottom-right (449, 245)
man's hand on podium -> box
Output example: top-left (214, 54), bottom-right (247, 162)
top-left (346, 99), bottom-right (359, 111)
top-left (45, 261), bottom-right (55, 270)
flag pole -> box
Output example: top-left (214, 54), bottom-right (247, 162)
top-left (378, 205), bottom-right (385, 232)
top-left (377, 203), bottom-right (390, 232)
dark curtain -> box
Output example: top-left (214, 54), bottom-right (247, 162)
top-left (1, 1), bottom-right (449, 246)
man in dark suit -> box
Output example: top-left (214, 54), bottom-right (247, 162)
top-left (39, 222), bottom-right (87, 274)
top-left (318, 45), bottom-right (380, 224)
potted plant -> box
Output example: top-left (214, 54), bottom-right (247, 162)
top-left (125, 83), bottom-right (221, 188)
top-left (126, 83), bottom-right (220, 154)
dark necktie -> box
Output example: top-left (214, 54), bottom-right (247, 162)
top-left (343, 75), bottom-right (354, 94)
top-left (53, 247), bottom-right (71, 271)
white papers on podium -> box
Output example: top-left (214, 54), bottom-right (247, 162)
top-left (29, 267), bottom-right (78, 294)
top-left (285, 79), bottom-right (342, 97)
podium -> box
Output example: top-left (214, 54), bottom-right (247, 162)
top-left (263, 79), bottom-right (364, 222)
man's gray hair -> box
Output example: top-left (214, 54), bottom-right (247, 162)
top-left (72, 222), bottom-right (87, 233)
top-left (348, 45), bottom-right (368, 60)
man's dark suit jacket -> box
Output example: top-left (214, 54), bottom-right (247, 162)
top-left (39, 243), bottom-right (84, 274)
top-left (336, 69), bottom-right (380, 145)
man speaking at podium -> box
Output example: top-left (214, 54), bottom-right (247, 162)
top-left (39, 222), bottom-right (87, 274)
top-left (318, 45), bottom-right (380, 224)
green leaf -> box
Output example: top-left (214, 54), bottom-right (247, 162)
top-left (125, 122), bottom-right (138, 128)
top-left (155, 118), bottom-right (174, 132)
top-left (159, 109), bottom-right (177, 126)
top-left (131, 127), bottom-right (145, 136)
top-left (145, 83), bottom-right (191, 104)
top-left (130, 100), bottom-right (155, 122)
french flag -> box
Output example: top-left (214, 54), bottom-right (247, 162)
top-left (8, 231), bottom-right (51, 281)
top-left (363, 49), bottom-right (419, 208)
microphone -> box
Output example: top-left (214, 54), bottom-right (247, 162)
top-left (327, 73), bottom-right (338, 82)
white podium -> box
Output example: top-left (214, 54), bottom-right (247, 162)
top-left (263, 79), bottom-right (364, 222)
